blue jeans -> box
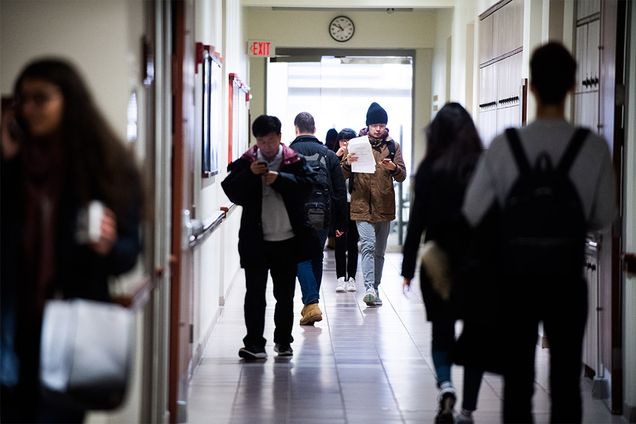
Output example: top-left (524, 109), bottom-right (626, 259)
top-left (356, 221), bottom-right (390, 291)
top-left (297, 229), bottom-right (328, 305)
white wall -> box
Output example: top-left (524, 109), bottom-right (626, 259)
top-left (190, 0), bottom-right (248, 365)
top-left (432, 8), bottom-right (453, 110)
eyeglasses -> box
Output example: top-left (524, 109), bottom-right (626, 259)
top-left (16, 91), bottom-right (61, 107)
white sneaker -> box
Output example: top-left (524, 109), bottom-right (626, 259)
top-left (363, 288), bottom-right (377, 306)
top-left (345, 277), bottom-right (357, 292)
top-left (336, 277), bottom-right (346, 292)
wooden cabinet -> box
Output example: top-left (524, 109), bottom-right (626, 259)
top-left (573, 18), bottom-right (600, 132)
top-left (478, 0), bottom-right (524, 144)
top-left (479, 13), bottom-right (494, 64)
top-left (577, 0), bottom-right (601, 20)
top-left (575, 20), bottom-right (600, 95)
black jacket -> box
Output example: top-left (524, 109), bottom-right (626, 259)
top-left (221, 144), bottom-right (321, 268)
top-left (0, 151), bottom-right (141, 414)
top-left (289, 135), bottom-right (347, 231)
top-left (401, 157), bottom-right (477, 280)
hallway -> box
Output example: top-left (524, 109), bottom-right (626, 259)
top-left (187, 252), bottom-right (621, 424)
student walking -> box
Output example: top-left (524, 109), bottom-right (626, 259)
top-left (1, 59), bottom-right (142, 423)
top-left (221, 114), bottom-right (320, 359)
top-left (289, 112), bottom-right (346, 325)
top-left (334, 128), bottom-right (359, 293)
top-left (402, 103), bottom-right (484, 424)
top-left (342, 102), bottom-right (406, 306)
top-left (463, 42), bottom-right (615, 423)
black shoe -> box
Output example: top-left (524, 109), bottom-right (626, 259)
top-left (238, 346), bottom-right (267, 360)
top-left (435, 391), bottom-right (456, 424)
top-left (274, 343), bottom-right (293, 357)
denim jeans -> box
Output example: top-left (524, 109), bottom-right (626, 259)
top-left (297, 229), bottom-right (328, 305)
top-left (356, 221), bottom-right (390, 291)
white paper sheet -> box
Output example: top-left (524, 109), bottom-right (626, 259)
top-left (346, 136), bottom-right (376, 174)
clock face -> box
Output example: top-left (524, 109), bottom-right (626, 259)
top-left (329, 16), bottom-right (355, 42)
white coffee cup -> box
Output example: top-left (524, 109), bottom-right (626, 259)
top-left (77, 200), bottom-right (104, 244)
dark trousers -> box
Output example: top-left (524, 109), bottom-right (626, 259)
top-left (502, 278), bottom-right (587, 424)
top-left (243, 238), bottom-right (297, 348)
top-left (335, 215), bottom-right (359, 280)
top-left (419, 269), bottom-right (484, 411)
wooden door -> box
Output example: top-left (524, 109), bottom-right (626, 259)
top-left (169, 0), bottom-right (196, 422)
top-left (599, 0), bottom-right (628, 414)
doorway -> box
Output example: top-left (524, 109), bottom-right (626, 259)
top-left (266, 51), bottom-right (414, 246)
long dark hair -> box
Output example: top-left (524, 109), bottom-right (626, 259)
top-left (424, 102), bottom-right (482, 183)
top-left (13, 58), bottom-right (140, 219)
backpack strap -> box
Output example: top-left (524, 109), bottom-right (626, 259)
top-left (505, 128), bottom-right (531, 175)
top-left (386, 140), bottom-right (396, 160)
top-left (557, 128), bottom-right (589, 174)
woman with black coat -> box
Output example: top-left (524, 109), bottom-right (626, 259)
top-left (401, 103), bottom-right (483, 424)
top-left (1, 59), bottom-right (142, 423)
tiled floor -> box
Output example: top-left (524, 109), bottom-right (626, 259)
top-left (187, 251), bottom-right (624, 424)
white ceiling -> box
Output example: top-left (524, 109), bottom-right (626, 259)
top-left (241, 0), bottom-right (454, 9)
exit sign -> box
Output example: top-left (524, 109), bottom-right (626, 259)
top-left (248, 40), bottom-right (274, 57)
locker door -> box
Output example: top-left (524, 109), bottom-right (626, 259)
top-left (575, 24), bottom-right (588, 94)
top-left (588, 20), bottom-right (601, 94)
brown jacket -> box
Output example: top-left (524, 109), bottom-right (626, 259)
top-left (341, 136), bottom-right (407, 222)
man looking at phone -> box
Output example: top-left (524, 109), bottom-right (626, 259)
top-left (221, 114), bottom-right (320, 360)
top-left (341, 102), bottom-right (407, 307)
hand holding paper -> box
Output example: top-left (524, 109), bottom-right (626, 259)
top-left (346, 136), bottom-right (376, 174)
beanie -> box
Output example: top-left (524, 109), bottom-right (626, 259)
top-left (366, 102), bottom-right (388, 126)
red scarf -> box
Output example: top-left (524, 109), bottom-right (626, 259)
top-left (22, 138), bottom-right (65, 310)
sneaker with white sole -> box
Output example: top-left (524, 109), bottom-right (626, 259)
top-left (363, 288), bottom-right (377, 306)
top-left (336, 277), bottom-right (346, 292)
top-left (374, 294), bottom-right (383, 306)
top-left (455, 409), bottom-right (474, 424)
top-left (238, 346), bottom-right (267, 360)
top-left (435, 383), bottom-right (456, 424)
top-left (345, 277), bottom-right (357, 292)
top-left (274, 343), bottom-right (293, 357)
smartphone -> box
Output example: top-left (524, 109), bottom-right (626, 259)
top-left (256, 160), bottom-right (268, 169)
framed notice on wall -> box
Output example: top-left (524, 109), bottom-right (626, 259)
top-left (201, 48), bottom-right (223, 177)
top-left (228, 73), bottom-right (250, 163)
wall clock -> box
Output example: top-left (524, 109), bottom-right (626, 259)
top-left (329, 16), bottom-right (355, 42)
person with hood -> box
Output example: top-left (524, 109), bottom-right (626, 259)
top-left (221, 114), bottom-right (320, 360)
top-left (342, 102), bottom-right (407, 306)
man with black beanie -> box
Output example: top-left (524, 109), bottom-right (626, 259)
top-left (341, 102), bottom-right (407, 307)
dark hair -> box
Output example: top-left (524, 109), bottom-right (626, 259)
top-left (252, 114), bottom-right (281, 137)
top-left (425, 102), bottom-right (483, 181)
top-left (13, 58), bottom-right (140, 219)
top-left (293, 112), bottom-right (315, 134)
top-left (325, 128), bottom-right (338, 151)
top-left (530, 42), bottom-right (577, 105)
top-left (337, 128), bottom-right (357, 141)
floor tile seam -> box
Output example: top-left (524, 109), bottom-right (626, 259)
top-left (320, 284), bottom-right (352, 424)
top-left (365, 285), bottom-right (437, 422)
top-left (375, 285), bottom-right (434, 373)
top-left (354, 288), bottom-right (408, 424)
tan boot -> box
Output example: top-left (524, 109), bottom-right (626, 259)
top-left (299, 303), bottom-right (323, 325)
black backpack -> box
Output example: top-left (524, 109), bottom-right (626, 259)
top-left (500, 127), bottom-right (589, 280)
top-left (303, 150), bottom-right (332, 230)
